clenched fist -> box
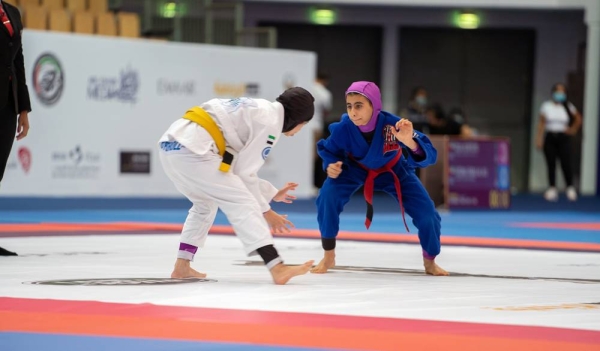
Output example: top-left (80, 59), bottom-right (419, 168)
top-left (327, 161), bottom-right (343, 179)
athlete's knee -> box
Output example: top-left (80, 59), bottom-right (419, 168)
top-left (316, 182), bottom-right (339, 206)
top-left (190, 204), bottom-right (216, 216)
top-left (412, 202), bottom-right (440, 230)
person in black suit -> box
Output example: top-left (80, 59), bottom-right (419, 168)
top-left (0, 1), bottom-right (31, 256)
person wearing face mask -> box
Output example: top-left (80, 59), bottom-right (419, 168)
top-left (535, 83), bottom-right (582, 201)
top-left (311, 81), bottom-right (448, 276)
top-left (400, 86), bottom-right (429, 133)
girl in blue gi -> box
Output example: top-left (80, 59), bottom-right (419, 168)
top-left (311, 81), bottom-right (448, 276)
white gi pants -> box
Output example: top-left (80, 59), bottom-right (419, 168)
top-left (158, 136), bottom-right (275, 260)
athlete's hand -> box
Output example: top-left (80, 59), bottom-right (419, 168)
top-left (263, 209), bottom-right (294, 234)
top-left (392, 118), bottom-right (414, 144)
top-left (273, 182), bottom-right (298, 203)
top-left (327, 161), bottom-right (343, 179)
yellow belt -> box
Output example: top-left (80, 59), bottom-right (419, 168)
top-left (183, 107), bottom-right (233, 172)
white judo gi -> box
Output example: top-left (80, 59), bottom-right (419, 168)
top-left (158, 97), bottom-right (285, 262)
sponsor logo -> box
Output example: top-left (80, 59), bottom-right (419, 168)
top-left (449, 141), bottom-right (479, 157)
top-left (262, 147), bottom-right (271, 160)
top-left (51, 145), bottom-right (101, 179)
top-left (448, 192), bottom-right (479, 206)
top-left (157, 78), bottom-right (195, 96)
top-left (160, 141), bottom-right (183, 152)
top-left (120, 151), bottom-right (150, 174)
top-left (262, 135), bottom-right (276, 160)
top-left (213, 82), bottom-right (260, 97)
top-left (383, 125), bottom-right (401, 154)
top-left (17, 147), bottom-right (31, 173)
top-left (88, 66), bottom-right (139, 103)
top-left (32, 53), bottom-right (64, 106)
top-left (496, 165), bottom-right (510, 190)
top-left (496, 141), bottom-right (509, 165)
top-left (6, 147), bottom-right (31, 174)
top-left (220, 97), bottom-right (258, 113)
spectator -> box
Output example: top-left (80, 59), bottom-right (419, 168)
top-left (535, 83), bottom-right (582, 202)
top-left (400, 86), bottom-right (429, 133)
top-left (426, 105), bottom-right (473, 137)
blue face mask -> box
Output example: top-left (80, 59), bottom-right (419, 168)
top-left (416, 96), bottom-right (427, 106)
top-left (553, 92), bottom-right (566, 102)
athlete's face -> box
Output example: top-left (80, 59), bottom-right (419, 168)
top-left (283, 122), bottom-right (307, 136)
top-left (346, 94), bottom-right (373, 126)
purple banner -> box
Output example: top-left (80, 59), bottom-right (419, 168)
top-left (447, 139), bottom-right (510, 209)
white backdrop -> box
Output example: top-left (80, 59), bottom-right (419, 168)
top-left (2, 31), bottom-right (316, 198)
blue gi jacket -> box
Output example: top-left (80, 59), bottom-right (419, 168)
top-left (317, 111), bottom-right (437, 173)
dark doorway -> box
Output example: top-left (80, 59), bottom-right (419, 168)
top-left (397, 27), bottom-right (535, 193)
top-left (259, 22), bottom-right (383, 118)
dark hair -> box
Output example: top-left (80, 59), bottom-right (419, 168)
top-left (426, 103), bottom-right (445, 121)
top-left (551, 83), bottom-right (567, 94)
top-left (409, 86), bottom-right (427, 101)
top-left (276, 87), bottom-right (315, 133)
top-left (551, 83), bottom-right (574, 126)
top-left (317, 71), bottom-right (329, 81)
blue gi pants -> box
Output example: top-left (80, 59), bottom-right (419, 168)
top-left (316, 161), bottom-right (441, 257)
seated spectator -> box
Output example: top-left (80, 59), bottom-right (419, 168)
top-left (400, 86), bottom-right (429, 132)
top-left (426, 104), bottom-right (473, 137)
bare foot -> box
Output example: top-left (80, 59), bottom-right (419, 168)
top-left (423, 258), bottom-right (449, 276)
top-left (270, 260), bottom-right (314, 285)
top-left (310, 250), bottom-right (336, 274)
top-left (171, 258), bottom-right (207, 279)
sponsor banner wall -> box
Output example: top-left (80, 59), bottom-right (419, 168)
top-left (2, 31), bottom-right (316, 198)
top-left (447, 139), bottom-right (511, 209)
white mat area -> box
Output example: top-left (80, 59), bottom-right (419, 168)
top-left (1, 234), bottom-right (599, 330)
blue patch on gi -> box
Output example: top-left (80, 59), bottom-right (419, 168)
top-left (261, 147), bottom-right (271, 160)
top-left (160, 141), bottom-right (183, 152)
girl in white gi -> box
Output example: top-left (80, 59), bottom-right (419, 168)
top-left (159, 87), bottom-right (315, 285)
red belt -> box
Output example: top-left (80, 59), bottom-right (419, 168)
top-left (350, 151), bottom-right (409, 232)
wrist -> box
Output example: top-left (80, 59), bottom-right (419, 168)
top-left (404, 139), bottom-right (417, 150)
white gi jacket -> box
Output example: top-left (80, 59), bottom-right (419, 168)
top-left (159, 97), bottom-right (282, 213)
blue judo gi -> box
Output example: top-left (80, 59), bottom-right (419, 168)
top-left (316, 110), bottom-right (442, 258)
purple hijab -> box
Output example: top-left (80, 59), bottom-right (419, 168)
top-left (345, 81), bottom-right (382, 132)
